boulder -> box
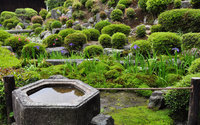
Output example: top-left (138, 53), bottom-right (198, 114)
top-left (123, 44), bottom-right (132, 50)
top-left (104, 48), bottom-right (124, 55)
top-left (52, 28), bottom-right (62, 34)
top-left (46, 47), bottom-right (69, 55)
top-left (96, 13), bottom-right (101, 22)
top-left (90, 114), bottom-right (114, 125)
top-left (1, 46), bottom-right (13, 52)
top-left (88, 17), bottom-right (94, 23)
top-left (41, 31), bottom-right (51, 39)
top-left (48, 75), bottom-right (69, 79)
top-left (148, 91), bottom-right (166, 109)
top-left (181, 1), bottom-right (192, 8)
top-left (73, 20), bottom-right (80, 26)
top-left (15, 25), bottom-right (23, 30)
top-left (51, 9), bottom-right (60, 19)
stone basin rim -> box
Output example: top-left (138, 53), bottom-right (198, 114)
top-left (12, 79), bottom-right (99, 107)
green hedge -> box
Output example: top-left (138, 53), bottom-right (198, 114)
top-left (95, 20), bottom-right (111, 32)
top-left (83, 45), bottom-right (104, 57)
top-left (101, 24), bottom-right (131, 36)
top-left (111, 32), bottom-right (126, 49)
top-left (158, 9), bottom-right (200, 33)
top-left (182, 33), bottom-right (200, 50)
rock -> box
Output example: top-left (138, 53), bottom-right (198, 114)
top-left (73, 20), bottom-right (80, 26)
top-left (105, 7), bottom-right (113, 18)
top-left (181, 1), bottom-right (192, 8)
top-left (87, 25), bottom-right (93, 29)
top-left (11, 122), bottom-right (17, 125)
top-left (66, 9), bottom-right (72, 18)
top-left (1, 46), bottom-right (13, 52)
top-left (83, 41), bottom-right (99, 50)
top-left (57, 9), bottom-right (61, 15)
top-left (90, 114), bottom-right (114, 125)
top-left (62, 24), bottom-right (67, 29)
top-left (68, 6), bottom-right (72, 9)
top-left (82, 23), bottom-right (90, 28)
top-left (88, 17), bottom-right (94, 23)
top-left (148, 91), bottom-right (166, 109)
top-left (96, 13), bottom-right (101, 22)
top-left (51, 9), bottom-right (60, 19)
top-left (46, 47), bottom-right (69, 55)
top-left (52, 28), bottom-right (62, 34)
top-left (41, 31), bottom-right (51, 39)
top-left (48, 75), bottom-right (69, 79)
top-left (145, 25), bottom-right (151, 30)
top-left (15, 25), bottom-right (22, 30)
top-left (153, 18), bottom-right (158, 25)
top-left (123, 44), bottom-right (132, 50)
top-left (104, 48), bottom-right (124, 55)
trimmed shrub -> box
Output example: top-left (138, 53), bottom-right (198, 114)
top-left (24, 8), bottom-right (38, 19)
top-left (32, 23), bottom-right (42, 30)
top-left (42, 34), bottom-right (63, 47)
top-left (98, 34), bottom-right (112, 48)
top-left (137, 84), bottom-right (152, 97)
top-left (138, 0), bottom-right (148, 11)
top-left (118, 0), bottom-right (132, 7)
top-left (5, 35), bottom-right (30, 55)
top-left (182, 33), bottom-right (200, 50)
top-left (87, 29), bottom-right (100, 41)
top-left (3, 17), bottom-right (19, 29)
top-left (81, 29), bottom-right (91, 41)
top-left (116, 4), bottom-right (126, 11)
top-left (34, 27), bottom-right (43, 35)
top-left (64, 0), bottom-right (73, 7)
top-left (125, 8), bottom-right (135, 19)
top-left (111, 9), bottom-right (123, 21)
top-left (95, 20), bottom-right (111, 32)
top-left (91, 6), bottom-right (100, 15)
top-left (72, 1), bottom-right (82, 10)
top-left (100, 11), bottom-right (107, 19)
top-left (81, 0), bottom-right (87, 5)
top-left (108, 0), bottom-right (116, 7)
top-left (111, 32), bottom-right (126, 49)
top-left (58, 28), bottom-right (76, 40)
top-left (131, 40), bottom-right (151, 56)
top-left (44, 19), bottom-right (56, 30)
top-left (191, 0), bottom-right (200, 8)
top-left (31, 16), bottom-right (43, 24)
top-left (136, 25), bottom-right (146, 37)
top-left (148, 32), bottom-right (182, 55)
top-left (1, 11), bottom-right (16, 18)
top-left (83, 45), bottom-right (104, 57)
top-left (102, 24), bottom-right (131, 36)
top-left (158, 9), bottom-right (200, 33)
top-left (105, 69), bottom-right (120, 79)
top-left (64, 33), bottom-right (87, 52)
top-left (101, 0), bottom-right (108, 3)
top-left (17, 22), bottom-right (24, 28)
top-left (0, 30), bottom-right (11, 44)
top-left (51, 20), bottom-right (62, 29)
top-left (188, 58), bottom-right (200, 74)
top-left (150, 24), bottom-right (163, 33)
top-left (72, 10), bottom-right (85, 19)
top-left (47, 0), bottom-right (66, 10)
top-left (39, 8), bottom-right (48, 19)
top-left (85, 0), bottom-right (94, 9)
top-left (66, 19), bottom-right (74, 28)
top-left (146, 0), bottom-right (170, 15)
top-left (46, 12), bottom-right (52, 19)
top-left (174, 0), bottom-right (181, 8)
top-left (22, 43), bottom-right (46, 59)
top-left (59, 16), bottom-right (68, 25)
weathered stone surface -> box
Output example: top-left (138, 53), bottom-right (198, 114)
top-left (73, 20), bottom-right (80, 26)
top-left (41, 31), bottom-right (51, 39)
top-left (153, 19), bottom-right (158, 25)
top-left (46, 47), bottom-right (69, 55)
top-left (104, 48), bottom-right (124, 55)
top-left (181, 1), bottom-right (191, 8)
top-left (123, 44), bottom-right (131, 50)
top-left (82, 23), bottom-right (90, 28)
top-left (15, 25), bottom-right (23, 30)
top-left (1, 46), bottom-right (13, 52)
top-left (51, 9), bottom-right (60, 19)
top-left (96, 13), bottom-right (101, 22)
top-left (52, 28), bottom-right (62, 34)
top-left (46, 59), bottom-right (97, 65)
top-left (12, 79), bottom-right (100, 125)
top-left (88, 17), bottom-right (94, 23)
top-left (48, 75), bottom-right (69, 79)
top-left (90, 114), bottom-right (114, 125)
top-left (148, 91), bottom-right (165, 109)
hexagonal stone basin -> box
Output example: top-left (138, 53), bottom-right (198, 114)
top-left (28, 85), bottom-right (84, 104)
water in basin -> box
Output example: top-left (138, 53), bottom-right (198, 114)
top-left (28, 86), bottom-right (84, 104)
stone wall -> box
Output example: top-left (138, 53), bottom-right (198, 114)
top-left (0, 0), bottom-right (46, 12)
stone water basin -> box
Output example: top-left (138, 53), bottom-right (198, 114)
top-left (12, 79), bottom-right (100, 125)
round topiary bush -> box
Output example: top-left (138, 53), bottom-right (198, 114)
top-left (158, 9), bottom-right (200, 33)
top-left (136, 25), bottom-right (146, 37)
top-left (111, 9), bottom-right (123, 21)
top-left (42, 34), bottom-right (63, 47)
top-left (100, 11), bottom-right (107, 19)
top-left (150, 24), bottom-right (163, 33)
top-left (5, 35), bottom-right (30, 55)
top-left (95, 20), bottom-right (111, 32)
top-left (51, 20), bottom-right (62, 29)
top-left (66, 19), bottom-right (74, 28)
top-left (72, 1), bottom-right (82, 10)
top-left (98, 34), bottom-right (112, 48)
top-left (138, 0), bottom-right (148, 11)
top-left (116, 4), bottom-right (126, 11)
top-left (125, 8), bottom-right (135, 19)
top-left (39, 8), bottom-right (48, 19)
top-left (83, 45), bottom-right (104, 57)
top-left (118, 0), bottom-right (132, 7)
top-left (3, 17), bottom-right (19, 29)
top-left (174, 0), bottom-right (181, 8)
top-left (81, 29), bottom-right (91, 41)
top-left (72, 10), bottom-right (85, 19)
top-left (131, 40), bottom-right (151, 56)
top-left (31, 16), bottom-right (43, 25)
top-left (85, 0), bottom-right (94, 9)
top-left (58, 28), bottom-right (76, 40)
top-left (182, 33), bottom-right (200, 50)
top-left (44, 19), bottom-right (56, 30)
top-left (148, 32), bottom-right (182, 55)
top-left (188, 58), bottom-right (200, 74)
top-left (87, 29), bottom-right (100, 41)
top-left (59, 16), bottom-right (68, 25)
top-left (22, 43), bottom-right (46, 59)
top-left (32, 23), bottom-right (42, 30)
top-left (0, 30), bottom-right (11, 44)
top-left (64, 33), bottom-right (87, 52)
top-left (64, 0), bottom-right (73, 7)
top-left (34, 27), bottom-right (43, 35)
top-left (146, 0), bottom-right (170, 15)
top-left (101, 24), bottom-right (131, 36)
top-left (191, 0), bottom-right (200, 8)
top-left (111, 32), bottom-right (126, 49)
